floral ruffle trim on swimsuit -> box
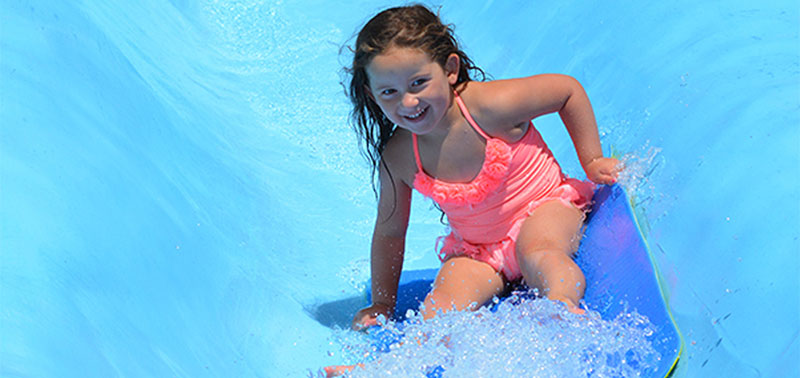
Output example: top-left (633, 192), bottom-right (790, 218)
top-left (412, 138), bottom-right (512, 206)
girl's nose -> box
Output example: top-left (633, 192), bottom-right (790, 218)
top-left (401, 93), bottom-right (419, 108)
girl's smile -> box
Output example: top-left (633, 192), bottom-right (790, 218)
top-left (365, 47), bottom-right (459, 135)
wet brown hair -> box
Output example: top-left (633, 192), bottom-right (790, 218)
top-left (345, 4), bottom-right (486, 197)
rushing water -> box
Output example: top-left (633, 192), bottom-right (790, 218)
top-left (328, 293), bottom-right (663, 377)
top-left (1, 0), bottom-right (797, 377)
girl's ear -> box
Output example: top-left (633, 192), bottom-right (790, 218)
top-left (445, 53), bottom-right (460, 85)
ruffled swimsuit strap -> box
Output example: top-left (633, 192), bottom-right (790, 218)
top-left (453, 91), bottom-right (492, 140)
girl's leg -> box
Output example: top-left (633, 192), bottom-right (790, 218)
top-left (514, 200), bottom-right (587, 312)
top-left (420, 256), bottom-right (507, 320)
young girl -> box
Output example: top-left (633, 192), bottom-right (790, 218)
top-left (346, 2), bottom-right (618, 342)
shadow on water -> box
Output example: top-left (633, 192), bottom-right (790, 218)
top-left (306, 269), bottom-right (438, 329)
top-left (305, 295), bottom-right (368, 329)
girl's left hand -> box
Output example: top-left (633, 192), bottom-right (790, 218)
top-left (585, 157), bottom-right (621, 185)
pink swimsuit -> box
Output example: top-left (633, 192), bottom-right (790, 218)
top-left (412, 92), bottom-right (595, 281)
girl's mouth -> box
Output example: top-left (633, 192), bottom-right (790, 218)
top-left (405, 106), bottom-right (427, 121)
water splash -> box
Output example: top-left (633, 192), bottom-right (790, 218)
top-left (613, 141), bottom-right (674, 234)
top-left (336, 258), bottom-right (370, 292)
top-left (328, 291), bottom-right (661, 377)
top-left (617, 142), bottom-right (664, 201)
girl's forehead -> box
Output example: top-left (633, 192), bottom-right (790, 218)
top-left (379, 46), bottom-right (429, 59)
top-left (366, 47), bottom-right (436, 77)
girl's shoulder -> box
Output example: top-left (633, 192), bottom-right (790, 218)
top-left (458, 80), bottom-right (534, 139)
top-left (468, 74), bottom-right (581, 115)
top-left (460, 75), bottom-right (578, 136)
top-left (459, 76), bottom-right (543, 115)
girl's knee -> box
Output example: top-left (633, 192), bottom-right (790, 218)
top-left (420, 288), bottom-right (479, 320)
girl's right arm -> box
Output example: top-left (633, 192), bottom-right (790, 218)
top-left (352, 152), bottom-right (412, 331)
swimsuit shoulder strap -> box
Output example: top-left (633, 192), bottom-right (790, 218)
top-left (453, 91), bottom-right (492, 140)
top-left (412, 133), bottom-right (425, 173)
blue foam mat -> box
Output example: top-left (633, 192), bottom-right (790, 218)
top-left (368, 184), bottom-right (682, 377)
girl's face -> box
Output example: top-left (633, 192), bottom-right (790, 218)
top-left (365, 47), bottom-right (459, 135)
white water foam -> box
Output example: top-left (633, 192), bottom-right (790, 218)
top-left (327, 291), bottom-right (661, 377)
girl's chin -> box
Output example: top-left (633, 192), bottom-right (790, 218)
top-left (402, 121), bottom-right (436, 135)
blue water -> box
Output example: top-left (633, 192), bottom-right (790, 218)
top-left (1, 0), bottom-right (797, 377)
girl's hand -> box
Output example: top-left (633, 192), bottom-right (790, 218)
top-left (585, 157), bottom-right (621, 185)
top-left (351, 303), bottom-right (394, 331)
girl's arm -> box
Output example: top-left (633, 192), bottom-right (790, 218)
top-left (476, 74), bottom-right (619, 184)
top-left (352, 154), bottom-right (412, 330)
top-left (551, 75), bottom-right (619, 184)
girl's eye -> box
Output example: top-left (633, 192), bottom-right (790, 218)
top-left (411, 78), bottom-right (428, 87)
top-left (381, 89), bottom-right (396, 96)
